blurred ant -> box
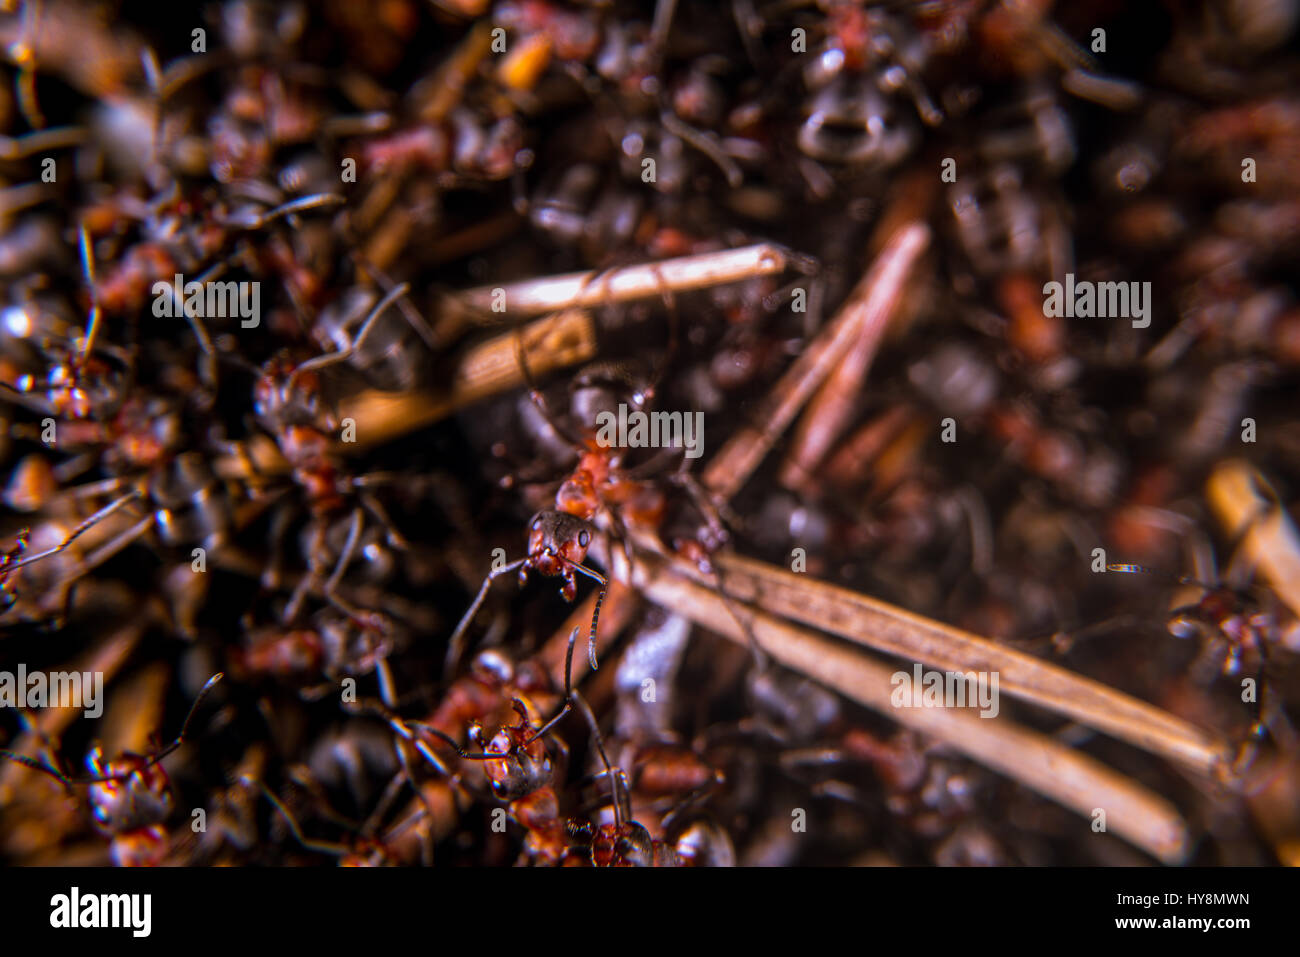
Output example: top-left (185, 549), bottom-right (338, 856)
top-left (251, 282), bottom-right (419, 623)
top-left (233, 603), bottom-right (398, 704)
top-left (0, 449), bottom-right (238, 625)
top-left (564, 752), bottom-right (695, 867)
top-left (0, 529), bottom-right (29, 611)
top-left (1103, 558), bottom-right (1296, 769)
top-left (0, 673), bottom-right (223, 866)
top-left (0, 228), bottom-right (126, 422)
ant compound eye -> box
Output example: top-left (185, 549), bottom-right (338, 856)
top-left (532, 516), bottom-right (543, 531)
top-left (578, 530), bottom-right (590, 547)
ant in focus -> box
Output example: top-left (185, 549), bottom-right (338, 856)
top-left (347, 631), bottom-right (622, 865)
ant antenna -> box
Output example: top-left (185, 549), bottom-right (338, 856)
top-left (7, 488), bottom-right (144, 572)
top-left (443, 557), bottom-right (528, 677)
top-left (77, 226), bottom-right (102, 363)
top-left (0, 673), bottom-right (224, 788)
top-left (292, 282), bottom-right (412, 381)
top-left (558, 557), bottom-right (606, 673)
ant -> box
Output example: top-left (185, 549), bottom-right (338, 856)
top-left (233, 603), bottom-right (398, 703)
top-left (1103, 559), bottom-right (1296, 771)
top-left (1, 227), bottom-right (127, 423)
top-left (258, 770), bottom-right (456, 867)
top-left (250, 281), bottom-right (420, 623)
top-left (564, 755), bottom-right (691, 867)
top-left (0, 449), bottom-right (238, 626)
top-left (362, 632), bottom-right (623, 865)
top-left (0, 673), bottom-right (223, 866)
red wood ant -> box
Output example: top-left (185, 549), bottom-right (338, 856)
top-left (1, 227), bottom-right (124, 422)
top-left (0, 673), bottom-right (223, 866)
top-left (251, 281), bottom-right (418, 623)
top-left (1106, 560), bottom-right (1297, 768)
top-left (362, 633), bottom-right (626, 865)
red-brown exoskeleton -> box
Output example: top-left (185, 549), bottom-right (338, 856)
top-left (251, 283), bottom-right (417, 623)
top-left (564, 756), bottom-right (701, 867)
top-left (358, 636), bottom-right (618, 866)
top-left (0, 528), bottom-right (29, 612)
top-left (0, 673), bottom-right (223, 866)
top-left (1107, 561), bottom-right (1298, 766)
top-left (1, 227), bottom-right (126, 423)
top-left (233, 604), bottom-right (398, 704)
top-left (445, 507), bottom-right (608, 686)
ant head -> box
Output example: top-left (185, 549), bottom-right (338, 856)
top-left (86, 754), bottom-right (174, 835)
top-left (526, 510), bottom-right (593, 572)
top-left (253, 354), bottom-right (326, 431)
top-left (482, 719), bottom-right (553, 802)
top-left (592, 821), bottom-right (654, 867)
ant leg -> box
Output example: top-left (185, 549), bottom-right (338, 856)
top-left (346, 699), bottom-right (455, 778)
top-left (376, 658), bottom-right (399, 711)
top-left (262, 501), bottom-right (296, 590)
top-left (528, 628), bottom-right (582, 743)
top-left (561, 558), bottom-right (607, 672)
top-left (259, 784), bottom-right (352, 858)
top-left (671, 467), bottom-right (729, 547)
top-left (9, 489), bottom-right (144, 572)
top-left (514, 321), bottom-right (588, 451)
top-left (353, 257), bottom-right (438, 351)
top-left (11, 0), bottom-right (43, 130)
top-left (284, 521), bottom-right (331, 623)
top-left (77, 226), bottom-right (103, 362)
top-left (659, 775), bottom-right (725, 835)
top-left (660, 110), bottom-right (743, 188)
top-left (358, 772), bottom-right (406, 840)
top-left (444, 557), bottom-right (527, 676)
top-left (170, 262), bottom-right (223, 388)
top-left (226, 193), bottom-right (346, 231)
top-left (570, 689), bottom-right (624, 829)
top-left (291, 282), bottom-right (410, 380)
top-left (358, 489), bottom-right (409, 551)
top-left (77, 515), bottom-right (155, 576)
top-left (323, 508), bottom-right (363, 601)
